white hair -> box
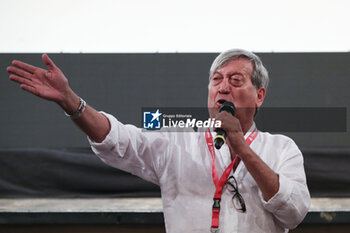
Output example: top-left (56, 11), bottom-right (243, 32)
top-left (209, 48), bottom-right (269, 90)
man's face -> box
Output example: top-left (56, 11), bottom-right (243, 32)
top-left (207, 57), bottom-right (266, 121)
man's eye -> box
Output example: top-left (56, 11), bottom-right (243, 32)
top-left (230, 76), bottom-right (241, 82)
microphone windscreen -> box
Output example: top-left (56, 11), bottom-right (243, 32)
top-left (219, 101), bottom-right (235, 116)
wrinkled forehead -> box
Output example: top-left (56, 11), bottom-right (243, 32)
top-left (211, 56), bottom-right (255, 77)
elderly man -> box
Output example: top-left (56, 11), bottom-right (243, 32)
top-left (7, 49), bottom-right (310, 232)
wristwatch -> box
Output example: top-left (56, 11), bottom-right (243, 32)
top-left (64, 97), bottom-right (86, 120)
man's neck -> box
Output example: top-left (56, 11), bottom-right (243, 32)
top-left (241, 119), bottom-right (254, 135)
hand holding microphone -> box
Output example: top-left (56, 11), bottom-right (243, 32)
top-left (214, 101), bottom-right (235, 149)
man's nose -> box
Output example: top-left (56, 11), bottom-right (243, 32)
top-left (218, 78), bottom-right (230, 94)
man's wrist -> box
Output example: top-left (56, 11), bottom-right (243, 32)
top-left (64, 97), bottom-right (86, 120)
top-left (228, 132), bottom-right (245, 147)
top-left (228, 133), bottom-right (250, 158)
top-left (57, 89), bottom-right (80, 114)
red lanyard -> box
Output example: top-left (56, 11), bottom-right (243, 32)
top-left (205, 127), bottom-right (258, 232)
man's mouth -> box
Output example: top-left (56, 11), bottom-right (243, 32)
top-left (216, 99), bottom-right (229, 107)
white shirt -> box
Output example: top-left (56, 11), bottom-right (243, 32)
top-left (88, 112), bottom-right (310, 233)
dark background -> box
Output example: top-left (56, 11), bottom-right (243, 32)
top-left (0, 53), bottom-right (349, 148)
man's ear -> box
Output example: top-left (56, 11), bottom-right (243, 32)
top-left (256, 87), bottom-right (266, 108)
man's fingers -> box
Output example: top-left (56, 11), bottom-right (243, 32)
top-left (11, 60), bottom-right (37, 74)
top-left (42, 54), bottom-right (57, 71)
top-left (20, 84), bottom-right (38, 96)
top-left (9, 74), bottom-right (34, 86)
top-left (7, 66), bottom-right (33, 80)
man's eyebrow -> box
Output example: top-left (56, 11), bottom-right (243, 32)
top-left (212, 71), bottom-right (245, 78)
top-left (228, 72), bottom-right (244, 77)
top-left (212, 71), bottom-right (223, 76)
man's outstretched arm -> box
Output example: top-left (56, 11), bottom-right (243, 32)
top-left (7, 54), bottom-right (110, 143)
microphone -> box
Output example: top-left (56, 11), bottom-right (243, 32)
top-left (214, 101), bottom-right (235, 149)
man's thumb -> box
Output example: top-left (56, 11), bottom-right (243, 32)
top-left (42, 53), bottom-right (57, 71)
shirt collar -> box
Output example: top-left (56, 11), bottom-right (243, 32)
top-left (244, 122), bottom-right (257, 139)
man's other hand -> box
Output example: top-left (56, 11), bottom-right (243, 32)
top-left (7, 54), bottom-right (71, 105)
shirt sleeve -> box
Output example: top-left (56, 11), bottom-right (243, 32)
top-left (87, 111), bottom-right (172, 186)
top-left (259, 138), bottom-right (311, 229)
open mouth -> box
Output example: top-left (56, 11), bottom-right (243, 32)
top-left (217, 99), bottom-right (229, 106)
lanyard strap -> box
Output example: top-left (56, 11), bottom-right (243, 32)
top-left (205, 127), bottom-right (258, 231)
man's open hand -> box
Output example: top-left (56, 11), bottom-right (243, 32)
top-left (7, 54), bottom-right (70, 104)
